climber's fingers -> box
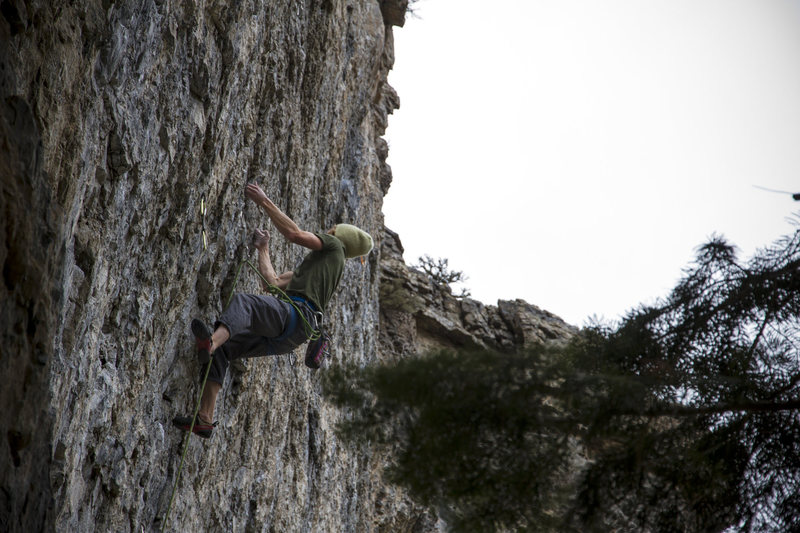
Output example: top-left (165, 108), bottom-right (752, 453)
top-left (245, 183), bottom-right (268, 205)
top-left (251, 228), bottom-right (270, 249)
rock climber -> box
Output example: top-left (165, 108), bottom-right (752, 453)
top-left (172, 183), bottom-right (373, 438)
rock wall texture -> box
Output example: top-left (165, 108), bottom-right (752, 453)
top-left (0, 1), bottom-right (574, 532)
top-left (0, 0), bottom-right (415, 531)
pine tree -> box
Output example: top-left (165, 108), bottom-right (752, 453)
top-left (324, 227), bottom-right (800, 532)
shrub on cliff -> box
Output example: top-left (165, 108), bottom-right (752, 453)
top-left (324, 226), bottom-right (800, 532)
top-left (414, 254), bottom-right (471, 298)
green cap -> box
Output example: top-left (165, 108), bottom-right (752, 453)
top-left (333, 224), bottom-right (374, 258)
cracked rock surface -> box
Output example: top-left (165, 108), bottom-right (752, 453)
top-left (0, 1), bottom-right (428, 531)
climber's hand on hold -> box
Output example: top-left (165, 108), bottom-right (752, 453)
top-left (243, 183), bottom-right (322, 251)
top-left (245, 183), bottom-right (269, 206)
top-left (252, 228), bottom-right (270, 250)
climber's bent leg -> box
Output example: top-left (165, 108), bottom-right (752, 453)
top-left (198, 380), bottom-right (222, 424)
top-left (203, 294), bottom-right (298, 385)
top-left (177, 294), bottom-right (307, 437)
top-left (210, 324), bottom-right (230, 352)
top-left (215, 293), bottom-right (290, 340)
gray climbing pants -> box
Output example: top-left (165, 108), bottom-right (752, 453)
top-left (206, 293), bottom-right (315, 385)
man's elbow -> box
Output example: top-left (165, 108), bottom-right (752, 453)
top-left (285, 230), bottom-right (322, 250)
top-left (285, 230), bottom-right (303, 244)
top-left (276, 271), bottom-right (293, 289)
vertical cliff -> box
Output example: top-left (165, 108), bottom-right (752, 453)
top-left (0, 1), bottom-right (424, 531)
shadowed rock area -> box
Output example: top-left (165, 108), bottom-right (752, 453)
top-left (0, 1), bottom-right (573, 531)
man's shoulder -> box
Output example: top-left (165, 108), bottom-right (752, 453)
top-left (317, 232), bottom-right (345, 252)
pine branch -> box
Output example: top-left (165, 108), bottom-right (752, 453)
top-left (640, 397), bottom-right (800, 418)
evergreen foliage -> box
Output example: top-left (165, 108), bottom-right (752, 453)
top-left (571, 229), bottom-right (800, 532)
top-left (324, 347), bottom-right (580, 531)
top-left (324, 227), bottom-right (800, 532)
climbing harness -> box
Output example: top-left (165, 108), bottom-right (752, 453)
top-left (160, 257), bottom-right (322, 532)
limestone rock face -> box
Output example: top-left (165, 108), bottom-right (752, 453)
top-left (0, 1), bottom-right (420, 532)
top-left (379, 228), bottom-right (577, 359)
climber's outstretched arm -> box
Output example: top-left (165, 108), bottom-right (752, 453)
top-left (246, 183), bottom-right (323, 251)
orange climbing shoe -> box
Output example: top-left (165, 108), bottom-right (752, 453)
top-left (172, 415), bottom-right (217, 439)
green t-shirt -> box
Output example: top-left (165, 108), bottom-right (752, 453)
top-left (286, 233), bottom-right (345, 311)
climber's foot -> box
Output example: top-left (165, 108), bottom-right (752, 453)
top-left (172, 414), bottom-right (216, 439)
top-left (191, 319), bottom-right (213, 364)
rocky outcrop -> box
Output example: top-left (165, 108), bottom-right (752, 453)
top-left (379, 228), bottom-right (577, 359)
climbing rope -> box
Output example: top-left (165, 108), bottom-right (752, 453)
top-left (160, 258), bottom-right (320, 532)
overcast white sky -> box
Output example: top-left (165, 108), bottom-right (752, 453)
top-left (382, 0), bottom-right (800, 326)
